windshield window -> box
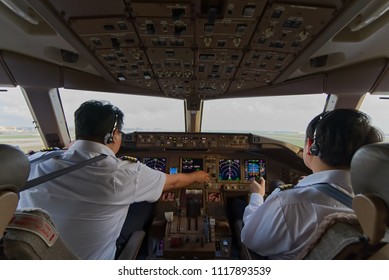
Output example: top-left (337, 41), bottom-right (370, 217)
top-left (59, 89), bottom-right (185, 140)
top-left (202, 94), bottom-right (327, 147)
top-left (359, 93), bottom-right (389, 142)
top-left (0, 86), bottom-right (44, 152)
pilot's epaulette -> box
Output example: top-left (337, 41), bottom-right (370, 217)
top-left (277, 184), bottom-right (295, 191)
top-left (120, 155), bottom-right (138, 162)
top-left (40, 147), bottom-right (60, 152)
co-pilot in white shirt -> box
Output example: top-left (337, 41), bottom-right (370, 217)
top-left (241, 170), bottom-right (354, 259)
top-left (18, 140), bottom-right (165, 260)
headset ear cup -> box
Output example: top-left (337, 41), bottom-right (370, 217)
top-left (309, 141), bottom-right (319, 156)
top-left (103, 133), bottom-right (113, 144)
top-left (309, 111), bottom-right (331, 157)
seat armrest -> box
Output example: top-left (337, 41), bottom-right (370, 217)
top-left (0, 192), bottom-right (18, 237)
top-left (117, 230), bottom-right (145, 260)
top-left (234, 220), bottom-right (265, 260)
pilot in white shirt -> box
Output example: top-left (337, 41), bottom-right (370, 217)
top-left (241, 109), bottom-right (383, 259)
top-left (241, 170), bottom-right (353, 259)
top-left (18, 140), bottom-right (165, 259)
top-left (18, 100), bottom-right (209, 260)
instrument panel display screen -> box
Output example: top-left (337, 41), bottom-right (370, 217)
top-left (218, 159), bottom-right (241, 181)
top-left (244, 159), bottom-right (266, 181)
top-left (207, 192), bottom-right (222, 203)
top-left (161, 191), bottom-right (175, 202)
top-left (143, 157), bottom-right (167, 172)
top-left (181, 158), bottom-right (204, 173)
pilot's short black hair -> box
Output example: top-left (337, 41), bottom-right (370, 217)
top-left (306, 109), bottom-right (383, 168)
top-left (74, 100), bottom-right (124, 143)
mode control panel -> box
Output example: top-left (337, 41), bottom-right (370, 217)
top-left (122, 132), bottom-right (255, 150)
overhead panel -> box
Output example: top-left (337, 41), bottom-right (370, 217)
top-left (196, 18), bottom-right (257, 49)
top-left (69, 17), bottom-right (138, 50)
top-left (250, 3), bottom-right (335, 53)
top-left (130, 2), bottom-right (194, 96)
top-left (147, 47), bottom-right (194, 97)
top-left (229, 2), bottom-right (336, 93)
top-left (54, 0), bottom-right (348, 98)
top-left (230, 50), bottom-right (295, 91)
top-left (195, 49), bottom-right (242, 97)
top-left (193, 1), bottom-right (266, 98)
top-left (70, 16), bottom-right (160, 91)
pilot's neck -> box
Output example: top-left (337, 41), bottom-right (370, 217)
top-left (311, 157), bottom-right (347, 173)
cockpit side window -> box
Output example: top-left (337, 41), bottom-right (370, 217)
top-left (0, 86), bottom-right (44, 153)
top-left (359, 93), bottom-right (389, 142)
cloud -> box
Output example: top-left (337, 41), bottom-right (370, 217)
top-left (0, 87), bottom-right (35, 127)
top-left (202, 94), bottom-right (328, 132)
top-left (59, 88), bottom-right (185, 131)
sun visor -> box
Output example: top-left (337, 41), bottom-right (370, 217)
top-left (1, 51), bottom-right (61, 88)
top-left (325, 58), bottom-right (387, 95)
top-left (0, 51), bottom-right (16, 87)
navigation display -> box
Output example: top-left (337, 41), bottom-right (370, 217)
top-left (244, 159), bottom-right (266, 181)
top-left (181, 158), bottom-right (204, 173)
top-left (143, 157), bottom-right (167, 172)
top-left (218, 159), bottom-right (241, 181)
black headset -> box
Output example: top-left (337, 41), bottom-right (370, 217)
top-left (309, 111), bottom-right (331, 156)
top-left (103, 111), bottom-right (118, 145)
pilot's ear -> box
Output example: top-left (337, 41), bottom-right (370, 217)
top-left (306, 138), bottom-right (314, 155)
top-left (113, 129), bottom-right (121, 143)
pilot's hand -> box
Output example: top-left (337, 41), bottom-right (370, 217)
top-left (250, 177), bottom-right (266, 196)
top-left (192, 170), bottom-right (210, 183)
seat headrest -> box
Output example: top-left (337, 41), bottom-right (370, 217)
top-left (0, 144), bottom-right (30, 193)
top-left (351, 143), bottom-right (389, 207)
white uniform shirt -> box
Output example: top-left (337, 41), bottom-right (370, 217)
top-left (18, 140), bottom-right (165, 260)
top-left (241, 170), bottom-right (354, 259)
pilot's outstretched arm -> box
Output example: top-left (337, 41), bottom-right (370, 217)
top-left (163, 170), bottom-right (209, 191)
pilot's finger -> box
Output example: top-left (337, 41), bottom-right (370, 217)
top-left (250, 179), bottom-right (261, 192)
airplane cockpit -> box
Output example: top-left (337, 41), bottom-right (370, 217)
top-left (117, 131), bottom-right (309, 259)
top-left (1, 0), bottom-right (389, 263)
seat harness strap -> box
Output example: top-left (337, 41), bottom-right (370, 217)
top-left (21, 154), bottom-right (107, 191)
top-left (29, 150), bottom-right (64, 164)
top-left (313, 183), bottom-right (353, 208)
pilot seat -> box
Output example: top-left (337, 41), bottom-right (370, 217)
top-left (0, 144), bottom-right (143, 260)
top-left (300, 142), bottom-right (389, 259)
